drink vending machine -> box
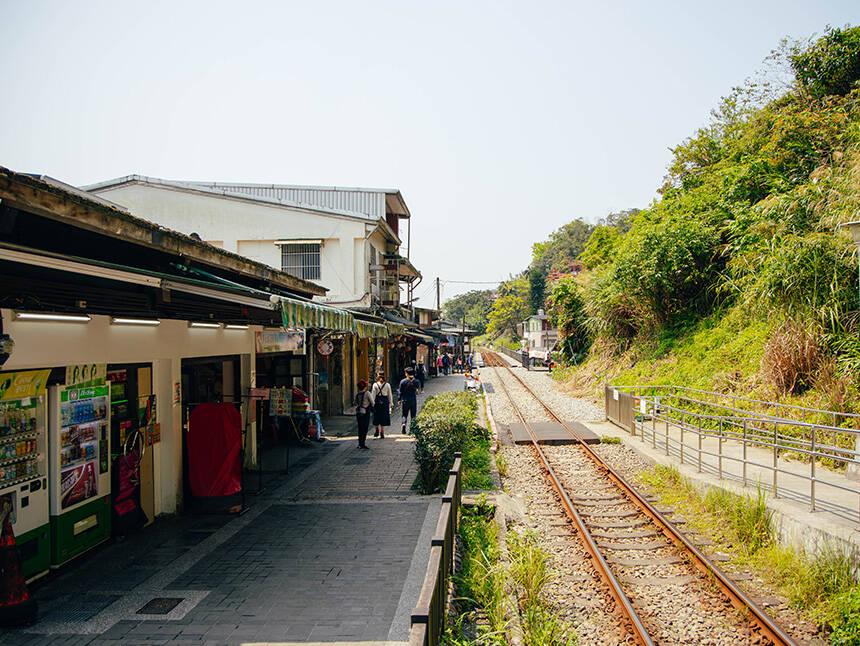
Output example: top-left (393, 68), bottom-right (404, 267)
top-left (48, 383), bottom-right (111, 566)
top-left (0, 390), bottom-right (49, 578)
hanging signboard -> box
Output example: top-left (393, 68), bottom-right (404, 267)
top-left (0, 369), bottom-right (51, 401)
top-left (66, 363), bottom-right (106, 388)
top-left (316, 338), bottom-right (334, 356)
top-left (255, 330), bottom-right (305, 354)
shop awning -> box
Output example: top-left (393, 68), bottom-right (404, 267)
top-left (278, 297), bottom-right (355, 332)
top-left (355, 320), bottom-right (389, 339)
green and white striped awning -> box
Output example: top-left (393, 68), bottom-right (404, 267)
top-left (355, 320), bottom-right (389, 339)
top-left (279, 298), bottom-right (355, 332)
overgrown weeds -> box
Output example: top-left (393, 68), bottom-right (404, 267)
top-left (760, 318), bottom-right (822, 395)
top-left (640, 463), bottom-right (860, 643)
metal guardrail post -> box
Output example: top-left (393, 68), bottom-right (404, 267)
top-left (652, 402), bottom-right (656, 449)
top-left (718, 418), bottom-right (723, 480)
top-left (680, 413), bottom-right (685, 465)
top-left (773, 422), bottom-right (779, 499)
top-left (742, 419), bottom-right (748, 488)
top-left (697, 416), bottom-right (702, 473)
top-left (811, 428), bottom-right (816, 513)
top-left (665, 416), bottom-right (670, 457)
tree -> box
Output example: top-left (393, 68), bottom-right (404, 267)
top-left (789, 26), bottom-right (860, 99)
top-left (528, 219), bottom-right (594, 311)
top-left (486, 278), bottom-right (529, 338)
top-left (441, 290), bottom-right (495, 334)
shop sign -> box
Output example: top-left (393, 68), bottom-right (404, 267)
top-left (316, 338), bottom-right (334, 356)
top-left (255, 330), bottom-right (305, 354)
top-left (106, 369), bottom-right (127, 383)
top-left (0, 369), bottom-right (51, 401)
top-left (250, 388), bottom-right (270, 400)
top-left (269, 388), bottom-right (291, 416)
top-left (61, 384), bottom-right (109, 402)
top-left (67, 363), bottom-right (107, 388)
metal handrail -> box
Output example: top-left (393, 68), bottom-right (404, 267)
top-left (613, 384), bottom-right (860, 426)
top-left (408, 454), bottom-right (462, 646)
top-left (608, 386), bottom-right (860, 525)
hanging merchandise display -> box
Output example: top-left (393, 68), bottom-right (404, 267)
top-left (0, 370), bottom-right (50, 578)
top-left (48, 383), bottom-right (112, 566)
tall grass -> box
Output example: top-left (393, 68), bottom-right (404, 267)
top-left (640, 463), bottom-right (860, 643)
top-left (703, 485), bottom-right (774, 554)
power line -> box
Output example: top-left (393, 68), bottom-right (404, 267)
top-left (440, 279), bottom-right (503, 285)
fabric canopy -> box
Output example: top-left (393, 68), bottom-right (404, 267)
top-left (355, 320), bottom-right (389, 339)
top-left (279, 297), bottom-right (355, 332)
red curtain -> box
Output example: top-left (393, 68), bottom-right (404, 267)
top-left (188, 403), bottom-right (242, 498)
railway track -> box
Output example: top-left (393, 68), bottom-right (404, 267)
top-left (481, 350), bottom-right (798, 646)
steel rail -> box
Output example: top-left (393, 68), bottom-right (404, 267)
top-left (483, 351), bottom-right (799, 646)
top-left (484, 352), bottom-right (655, 646)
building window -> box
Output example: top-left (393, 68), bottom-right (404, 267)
top-left (280, 243), bottom-right (321, 280)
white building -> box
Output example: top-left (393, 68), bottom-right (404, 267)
top-left (521, 310), bottom-right (558, 361)
top-left (83, 176), bottom-right (421, 310)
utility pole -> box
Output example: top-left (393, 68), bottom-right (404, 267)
top-left (436, 277), bottom-right (441, 329)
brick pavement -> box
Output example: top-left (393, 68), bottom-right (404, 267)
top-left (0, 373), bottom-right (462, 646)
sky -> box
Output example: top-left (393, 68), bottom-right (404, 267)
top-left (2, 0), bottom-right (859, 307)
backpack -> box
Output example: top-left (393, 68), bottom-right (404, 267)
top-left (354, 391), bottom-right (368, 412)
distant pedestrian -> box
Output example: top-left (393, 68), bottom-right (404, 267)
top-left (436, 355), bottom-right (444, 375)
top-left (455, 356), bottom-right (463, 373)
top-left (354, 380), bottom-right (373, 450)
top-left (371, 372), bottom-right (392, 438)
top-left (415, 362), bottom-right (426, 392)
top-left (399, 367), bottom-right (420, 434)
top-left (466, 354), bottom-right (473, 371)
top-left (442, 353), bottom-right (450, 375)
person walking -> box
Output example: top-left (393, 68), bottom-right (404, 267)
top-left (371, 372), bottom-right (392, 438)
top-left (415, 362), bottom-right (426, 393)
top-left (399, 367), bottom-right (420, 434)
top-left (435, 354), bottom-right (444, 376)
top-left (455, 356), bottom-right (463, 373)
top-left (442, 353), bottom-right (450, 375)
top-left (466, 354), bottom-right (474, 371)
top-left (354, 379), bottom-right (373, 450)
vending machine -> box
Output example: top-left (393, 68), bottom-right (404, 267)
top-left (48, 383), bottom-right (111, 566)
top-left (0, 383), bottom-right (50, 579)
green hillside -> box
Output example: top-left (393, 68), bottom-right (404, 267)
top-left (535, 26), bottom-right (860, 418)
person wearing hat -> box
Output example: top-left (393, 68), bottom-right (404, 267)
top-left (354, 379), bottom-right (374, 449)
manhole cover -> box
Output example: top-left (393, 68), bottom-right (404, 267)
top-left (137, 597), bottom-right (184, 615)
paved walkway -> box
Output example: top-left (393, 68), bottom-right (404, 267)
top-left (1, 374), bottom-right (464, 646)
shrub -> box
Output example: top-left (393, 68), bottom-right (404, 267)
top-left (413, 392), bottom-right (479, 494)
top-left (748, 233), bottom-right (857, 330)
top-left (760, 319), bottom-right (822, 395)
top-left (823, 587), bottom-right (860, 645)
top-left (547, 276), bottom-right (591, 363)
top-left (789, 26), bottom-right (860, 99)
top-left (703, 486), bottom-right (774, 555)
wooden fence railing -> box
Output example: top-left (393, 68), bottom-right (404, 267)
top-left (408, 453), bottom-right (463, 646)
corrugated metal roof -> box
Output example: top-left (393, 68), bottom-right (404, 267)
top-left (187, 182), bottom-right (390, 220)
top-left (82, 176), bottom-right (411, 219)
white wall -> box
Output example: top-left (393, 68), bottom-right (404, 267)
top-left (2, 309), bottom-right (259, 516)
top-left (93, 184), bottom-right (376, 303)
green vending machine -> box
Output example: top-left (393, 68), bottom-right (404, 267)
top-left (0, 370), bottom-right (51, 579)
top-left (48, 383), bottom-right (111, 566)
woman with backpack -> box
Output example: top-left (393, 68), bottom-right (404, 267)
top-left (354, 380), bottom-right (373, 450)
top-left (371, 371), bottom-right (392, 438)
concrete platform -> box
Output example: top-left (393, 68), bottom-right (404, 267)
top-left (0, 373), bottom-right (463, 646)
top-left (505, 420), bottom-right (600, 445)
